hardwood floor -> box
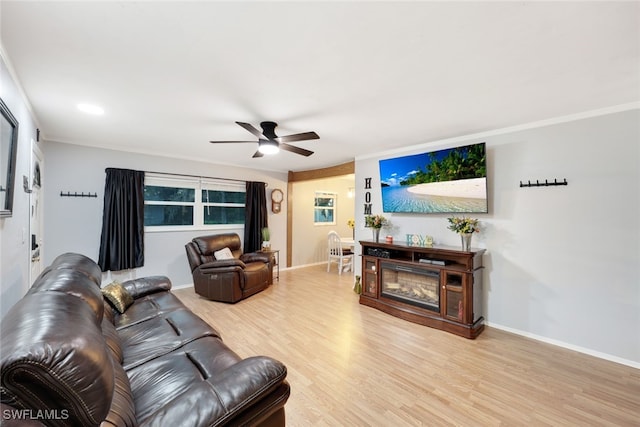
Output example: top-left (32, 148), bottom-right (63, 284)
top-left (174, 265), bottom-right (640, 426)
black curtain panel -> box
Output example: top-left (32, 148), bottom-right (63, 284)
top-left (98, 168), bottom-right (145, 271)
top-left (244, 181), bottom-right (268, 253)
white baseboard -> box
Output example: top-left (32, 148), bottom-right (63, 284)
top-left (172, 282), bottom-right (194, 290)
top-left (284, 261), bottom-right (328, 270)
top-left (486, 321), bottom-right (639, 369)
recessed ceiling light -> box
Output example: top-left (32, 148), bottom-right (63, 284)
top-left (77, 103), bottom-right (104, 115)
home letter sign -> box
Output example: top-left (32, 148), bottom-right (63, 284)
top-left (363, 177), bottom-right (372, 215)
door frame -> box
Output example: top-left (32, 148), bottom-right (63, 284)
top-left (29, 141), bottom-right (44, 285)
top-left (286, 161), bottom-right (354, 267)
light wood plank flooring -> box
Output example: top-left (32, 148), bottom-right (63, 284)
top-left (174, 265), bottom-right (640, 426)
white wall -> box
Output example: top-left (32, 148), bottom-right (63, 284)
top-left (291, 176), bottom-right (355, 266)
top-left (354, 107), bottom-right (640, 366)
top-left (41, 141), bottom-right (288, 287)
top-left (0, 52), bottom-right (41, 316)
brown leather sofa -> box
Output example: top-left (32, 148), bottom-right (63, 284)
top-left (0, 253), bottom-right (289, 426)
top-left (185, 233), bottom-right (273, 303)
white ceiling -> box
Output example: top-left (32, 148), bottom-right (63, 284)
top-left (1, 1), bottom-right (638, 173)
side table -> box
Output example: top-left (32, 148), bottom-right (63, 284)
top-left (259, 249), bottom-right (280, 281)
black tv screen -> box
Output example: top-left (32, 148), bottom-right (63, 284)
top-left (379, 142), bottom-right (487, 213)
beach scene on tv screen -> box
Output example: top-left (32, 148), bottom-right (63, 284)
top-left (379, 143), bottom-right (487, 213)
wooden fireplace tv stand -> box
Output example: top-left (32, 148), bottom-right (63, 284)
top-left (359, 240), bottom-right (485, 339)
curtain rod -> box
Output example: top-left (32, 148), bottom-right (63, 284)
top-left (143, 170), bottom-right (266, 186)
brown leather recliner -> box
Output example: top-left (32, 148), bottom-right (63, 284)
top-left (185, 233), bottom-right (273, 303)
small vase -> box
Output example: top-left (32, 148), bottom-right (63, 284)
top-left (353, 276), bottom-right (361, 294)
top-left (460, 233), bottom-right (472, 251)
top-left (372, 228), bottom-right (380, 242)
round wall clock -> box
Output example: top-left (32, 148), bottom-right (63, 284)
top-left (271, 188), bottom-right (284, 213)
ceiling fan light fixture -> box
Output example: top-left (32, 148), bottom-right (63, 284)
top-left (210, 121), bottom-right (316, 158)
top-left (258, 139), bottom-right (279, 155)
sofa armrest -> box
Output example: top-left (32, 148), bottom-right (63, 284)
top-left (139, 356), bottom-right (288, 427)
top-left (198, 259), bottom-right (246, 270)
top-left (121, 276), bottom-right (172, 299)
top-left (241, 252), bottom-right (271, 264)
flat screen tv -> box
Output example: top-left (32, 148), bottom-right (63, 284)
top-left (379, 142), bottom-right (487, 213)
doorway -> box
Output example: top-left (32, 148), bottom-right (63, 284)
top-left (287, 162), bottom-right (355, 268)
top-left (29, 142), bottom-right (44, 284)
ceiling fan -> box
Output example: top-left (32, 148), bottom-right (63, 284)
top-left (210, 121), bottom-right (319, 158)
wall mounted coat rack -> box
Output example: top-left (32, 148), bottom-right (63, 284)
top-left (519, 178), bottom-right (568, 188)
top-left (60, 191), bottom-right (98, 198)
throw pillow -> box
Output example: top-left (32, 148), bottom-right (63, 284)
top-left (101, 281), bottom-right (134, 314)
top-left (214, 247), bottom-right (234, 260)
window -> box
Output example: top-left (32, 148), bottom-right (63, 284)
top-left (201, 183), bottom-right (246, 225)
top-left (314, 191), bottom-right (336, 225)
top-left (144, 185), bottom-right (195, 226)
top-left (144, 174), bottom-right (245, 231)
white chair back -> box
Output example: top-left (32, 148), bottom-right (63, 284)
top-left (328, 231), bottom-right (345, 256)
top-left (327, 231), bottom-right (354, 274)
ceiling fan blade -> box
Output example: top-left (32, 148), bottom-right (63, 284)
top-left (252, 150), bottom-right (264, 158)
top-left (209, 141), bottom-right (256, 144)
top-left (276, 131), bottom-right (320, 143)
top-left (279, 143), bottom-right (314, 157)
top-left (236, 121), bottom-right (265, 139)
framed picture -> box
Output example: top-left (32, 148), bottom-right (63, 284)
top-left (0, 97), bottom-right (19, 217)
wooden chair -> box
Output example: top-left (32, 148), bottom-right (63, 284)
top-left (327, 231), bottom-right (354, 274)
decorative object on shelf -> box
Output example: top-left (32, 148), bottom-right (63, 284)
top-left (425, 235), bottom-right (434, 247)
top-left (406, 234), bottom-right (434, 247)
top-left (347, 218), bottom-right (355, 238)
top-left (447, 216), bottom-right (480, 251)
top-left (365, 214), bottom-right (388, 242)
top-left (385, 235), bottom-right (393, 244)
top-left (261, 227), bottom-right (271, 250)
top-left (353, 275), bottom-right (361, 294)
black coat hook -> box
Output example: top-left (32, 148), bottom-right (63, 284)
top-left (519, 178), bottom-right (568, 188)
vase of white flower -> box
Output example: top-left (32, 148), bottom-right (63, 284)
top-left (365, 214), bottom-right (387, 243)
top-left (460, 233), bottom-right (473, 251)
top-left (447, 216), bottom-right (479, 251)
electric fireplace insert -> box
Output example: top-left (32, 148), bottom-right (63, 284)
top-left (380, 261), bottom-right (440, 312)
